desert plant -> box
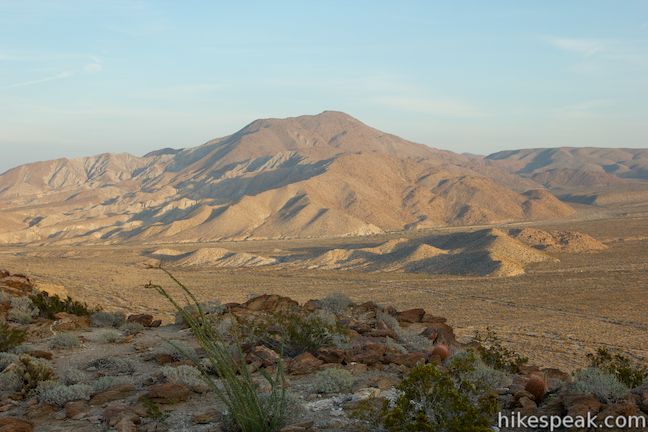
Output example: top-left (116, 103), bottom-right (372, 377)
top-left (320, 292), bottom-right (353, 314)
top-left (49, 333), bottom-right (81, 349)
top-left (7, 296), bottom-right (39, 324)
top-left (146, 267), bottom-right (288, 432)
top-left (0, 354), bottom-right (54, 395)
top-left (120, 321), bottom-right (145, 336)
top-left (160, 365), bottom-right (209, 393)
top-left (29, 291), bottom-right (95, 319)
top-left (36, 381), bottom-right (93, 406)
top-left (60, 368), bottom-right (89, 385)
top-left (473, 328), bottom-right (528, 373)
top-left (312, 368), bottom-right (355, 394)
top-left (87, 356), bottom-right (137, 375)
top-left (91, 311), bottom-right (126, 328)
top-left (467, 358), bottom-right (513, 390)
top-left (0, 352), bottom-right (19, 371)
top-left (381, 351), bottom-right (498, 432)
top-left (98, 329), bottom-right (122, 343)
top-left (572, 367), bottom-right (629, 403)
top-left (0, 322), bottom-right (26, 352)
top-left (587, 347), bottom-right (647, 389)
top-left (92, 375), bottom-right (135, 392)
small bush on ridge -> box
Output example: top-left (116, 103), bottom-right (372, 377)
top-left (312, 368), bottom-right (355, 394)
top-left (587, 347), bottom-right (647, 389)
top-left (0, 322), bottom-right (26, 352)
top-left (473, 328), bottom-right (528, 373)
top-left (572, 367), bottom-right (629, 403)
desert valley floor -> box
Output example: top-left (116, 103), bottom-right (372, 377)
top-left (1, 205), bottom-right (647, 374)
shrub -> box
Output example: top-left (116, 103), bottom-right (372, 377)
top-left (120, 322), bottom-right (145, 336)
top-left (29, 291), bottom-right (94, 319)
top-left (87, 356), bottom-right (137, 375)
top-left (98, 330), bottom-right (122, 343)
top-left (312, 368), bottom-right (355, 394)
top-left (160, 365), bottom-right (209, 393)
top-left (0, 352), bottom-right (19, 372)
top-left (0, 322), bottom-right (26, 352)
top-left (174, 300), bottom-right (223, 326)
top-left (61, 368), bottom-right (89, 385)
top-left (380, 351), bottom-right (498, 432)
top-left (7, 296), bottom-right (39, 324)
top-left (473, 328), bottom-right (528, 373)
top-left (467, 357), bottom-right (513, 390)
top-left (572, 368), bottom-right (629, 403)
top-left (91, 311), bottom-right (126, 328)
top-left (587, 348), bottom-right (647, 389)
top-left (37, 381), bottom-right (93, 406)
top-left (0, 354), bottom-right (54, 395)
top-left (320, 293), bottom-right (353, 314)
top-left (49, 333), bottom-right (81, 349)
top-left (92, 375), bottom-right (135, 393)
top-left (147, 267), bottom-right (288, 432)
top-left (150, 339), bottom-right (196, 361)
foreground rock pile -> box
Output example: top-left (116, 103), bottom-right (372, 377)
top-left (1, 270), bottom-right (647, 431)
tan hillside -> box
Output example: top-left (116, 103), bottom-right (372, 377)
top-left (0, 112), bottom-right (575, 245)
top-left (510, 228), bottom-right (607, 253)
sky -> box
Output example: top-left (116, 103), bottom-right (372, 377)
top-left (1, 1), bottom-right (647, 171)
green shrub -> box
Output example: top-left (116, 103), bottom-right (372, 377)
top-left (49, 333), bottom-right (81, 349)
top-left (160, 365), bottom-right (209, 393)
top-left (312, 368), bottom-right (355, 394)
top-left (0, 322), bottom-right (26, 352)
top-left (91, 311), bottom-right (126, 328)
top-left (147, 267), bottom-right (288, 432)
top-left (98, 329), bottom-right (122, 343)
top-left (0, 354), bottom-right (54, 395)
top-left (381, 351), bottom-right (498, 432)
top-left (587, 348), bottom-right (647, 389)
top-left (572, 368), bottom-right (629, 403)
top-left (29, 291), bottom-right (94, 319)
top-left (320, 293), bottom-right (353, 314)
top-left (37, 381), bottom-right (93, 406)
top-left (473, 328), bottom-right (528, 373)
top-left (61, 368), bottom-right (89, 385)
top-left (8, 297), bottom-right (39, 324)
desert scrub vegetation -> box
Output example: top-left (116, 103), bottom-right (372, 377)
top-left (473, 327), bottom-right (528, 373)
top-left (36, 381), bottom-right (93, 406)
top-left (380, 351), bottom-right (498, 432)
top-left (29, 291), bottom-right (95, 319)
top-left (90, 310), bottom-right (126, 328)
top-left (320, 292), bottom-right (353, 314)
top-left (87, 356), bottom-right (138, 375)
top-left (159, 365), bottom-right (209, 393)
top-left (49, 333), bottom-right (81, 349)
top-left (120, 321), bottom-right (145, 336)
top-left (571, 368), bottom-right (629, 403)
top-left (146, 267), bottom-right (289, 432)
top-left (7, 296), bottom-right (39, 324)
top-left (312, 368), bottom-right (355, 394)
top-left (0, 321), bottom-right (26, 352)
top-left (0, 354), bottom-right (54, 395)
top-left (586, 347), bottom-right (647, 389)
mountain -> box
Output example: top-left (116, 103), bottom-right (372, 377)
top-left (0, 111), bottom-right (574, 245)
top-left (486, 147), bottom-right (648, 189)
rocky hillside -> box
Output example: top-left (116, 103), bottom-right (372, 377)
top-left (0, 112), bottom-right (574, 245)
top-left (1, 270), bottom-right (647, 431)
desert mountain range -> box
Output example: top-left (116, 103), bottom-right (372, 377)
top-left (0, 111), bottom-right (646, 245)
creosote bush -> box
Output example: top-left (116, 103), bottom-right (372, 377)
top-left (380, 351), bottom-right (498, 432)
top-left (91, 311), bottom-right (126, 328)
top-left (572, 367), bottom-right (629, 404)
top-left (473, 327), bottom-right (528, 373)
top-left (0, 322), bottom-right (26, 352)
top-left (587, 347), bottom-right (647, 389)
top-left (146, 267), bottom-right (288, 432)
top-left (320, 292), bottom-right (353, 314)
top-left (0, 354), bottom-right (54, 395)
top-left (120, 321), bottom-right (145, 336)
top-left (49, 333), bottom-right (81, 349)
top-left (29, 291), bottom-right (95, 319)
top-left (312, 368), bottom-right (355, 394)
top-left (88, 356), bottom-right (137, 375)
top-left (37, 381), bottom-right (93, 406)
top-left (7, 297), bottom-right (39, 324)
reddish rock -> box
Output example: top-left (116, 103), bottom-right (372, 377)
top-left (384, 352), bottom-right (426, 368)
top-left (52, 312), bottom-right (90, 331)
top-left (420, 323), bottom-right (457, 346)
top-left (525, 376), bottom-right (546, 402)
top-left (23, 350), bottom-right (53, 360)
top-left (65, 400), bottom-right (89, 419)
top-left (288, 352), bottom-right (323, 375)
top-left (249, 345), bottom-right (280, 367)
top-left (421, 313), bottom-right (447, 324)
top-left (303, 300), bottom-right (321, 311)
top-left (243, 294), bottom-right (299, 313)
top-left (90, 384), bottom-right (137, 406)
top-left (127, 314), bottom-right (154, 327)
top-left (0, 417), bottom-right (33, 432)
top-left (146, 383), bottom-right (191, 404)
top-left (350, 343), bottom-right (387, 366)
top-left (0, 272), bottom-right (34, 297)
top-left (316, 347), bottom-right (347, 364)
top-left (517, 396), bottom-right (537, 416)
top-left (598, 399), bottom-right (638, 420)
top-left (563, 394), bottom-right (604, 418)
top-left (397, 308), bottom-right (426, 323)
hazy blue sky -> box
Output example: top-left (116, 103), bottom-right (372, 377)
top-left (1, 1), bottom-right (647, 171)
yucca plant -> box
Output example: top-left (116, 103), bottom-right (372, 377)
top-left (146, 267), bottom-right (288, 432)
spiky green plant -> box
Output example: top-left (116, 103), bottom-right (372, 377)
top-left (146, 267), bottom-right (288, 432)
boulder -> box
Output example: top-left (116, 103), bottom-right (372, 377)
top-left (316, 347), bottom-right (347, 364)
top-left (65, 401), bottom-right (89, 419)
top-left (397, 308), bottom-right (426, 323)
top-left (288, 353), bottom-right (323, 375)
top-left (0, 417), bottom-right (33, 432)
top-left (90, 384), bottom-right (136, 406)
top-left (249, 345), bottom-right (280, 367)
top-left (243, 294), bottom-right (299, 313)
top-left (383, 352), bottom-right (426, 368)
top-left (126, 314), bottom-right (159, 327)
top-left (52, 312), bottom-right (90, 331)
top-left (563, 394), bottom-right (604, 418)
top-left (420, 323), bottom-right (457, 346)
top-left (349, 342), bottom-right (386, 366)
top-left (145, 383), bottom-right (191, 404)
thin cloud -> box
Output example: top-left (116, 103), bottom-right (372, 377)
top-left (1, 57), bottom-right (103, 90)
top-left (546, 37), bottom-right (606, 57)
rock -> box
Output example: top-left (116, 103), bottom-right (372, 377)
top-left (316, 347), bottom-right (347, 364)
top-left (192, 408), bottom-right (221, 424)
top-left (429, 344), bottom-right (450, 362)
top-left (598, 399), bottom-right (638, 419)
top-left (397, 308), bottom-right (425, 323)
top-left (249, 345), bottom-right (280, 367)
top-left (421, 313), bottom-right (447, 324)
top-left (639, 388), bottom-right (648, 414)
top-left (0, 272), bottom-right (34, 297)
top-left (280, 421), bottom-right (315, 432)
top-left (303, 300), bottom-right (321, 311)
top-left (420, 323), bottom-right (457, 346)
top-left (0, 417), bottom-right (33, 432)
top-left (242, 294), bottom-right (299, 313)
top-left (65, 400), bottom-right (89, 419)
top-left (345, 363), bottom-right (368, 374)
top-left (563, 394), bottom-right (604, 418)
top-left (384, 352), bottom-right (426, 368)
top-left (90, 384), bottom-right (136, 406)
top-left (525, 375), bottom-right (546, 402)
top-left (288, 352), bottom-right (323, 375)
top-left (517, 396), bottom-right (537, 416)
top-left (145, 383), bottom-right (191, 404)
top-left (349, 342), bottom-right (386, 366)
top-left (22, 350), bottom-right (53, 360)
top-left (102, 403), bottom-right (145, 427)
top-left (127, 314), bottom-right (154, 327)
top-left (52, 312), bottom-right (90, 331)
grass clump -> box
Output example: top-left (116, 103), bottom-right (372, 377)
top-left (120, 321), bottom-right (145, 336)
top-left (572, 367), bottom-right (629, 403)
top-left (29, 291), bottom-right (95, 319)
top-left (92, 375), bottom-right (135, 392)
top-left (146, 267), bottom-right (288, 432)
top-left (60, 368), bottom-right (89, 385)
top-left (312, 368), bottom-right (355, 394)
top-left (37, 381), bottom-right (93, 406)
top-left (473, 328), bottom-right (528, 373)
top-left (380, 351), bottom-right (498, 432)
top-left (0, 322), bottom-right (26, 352)
top-left (91, 311), bottom-right (126, 328)
top-left (49, 333), bottom-right (81, 349)
top-left (320, 292), bottom-right (353, 314)
top-left (587, 347), bottom-right (647, 389)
